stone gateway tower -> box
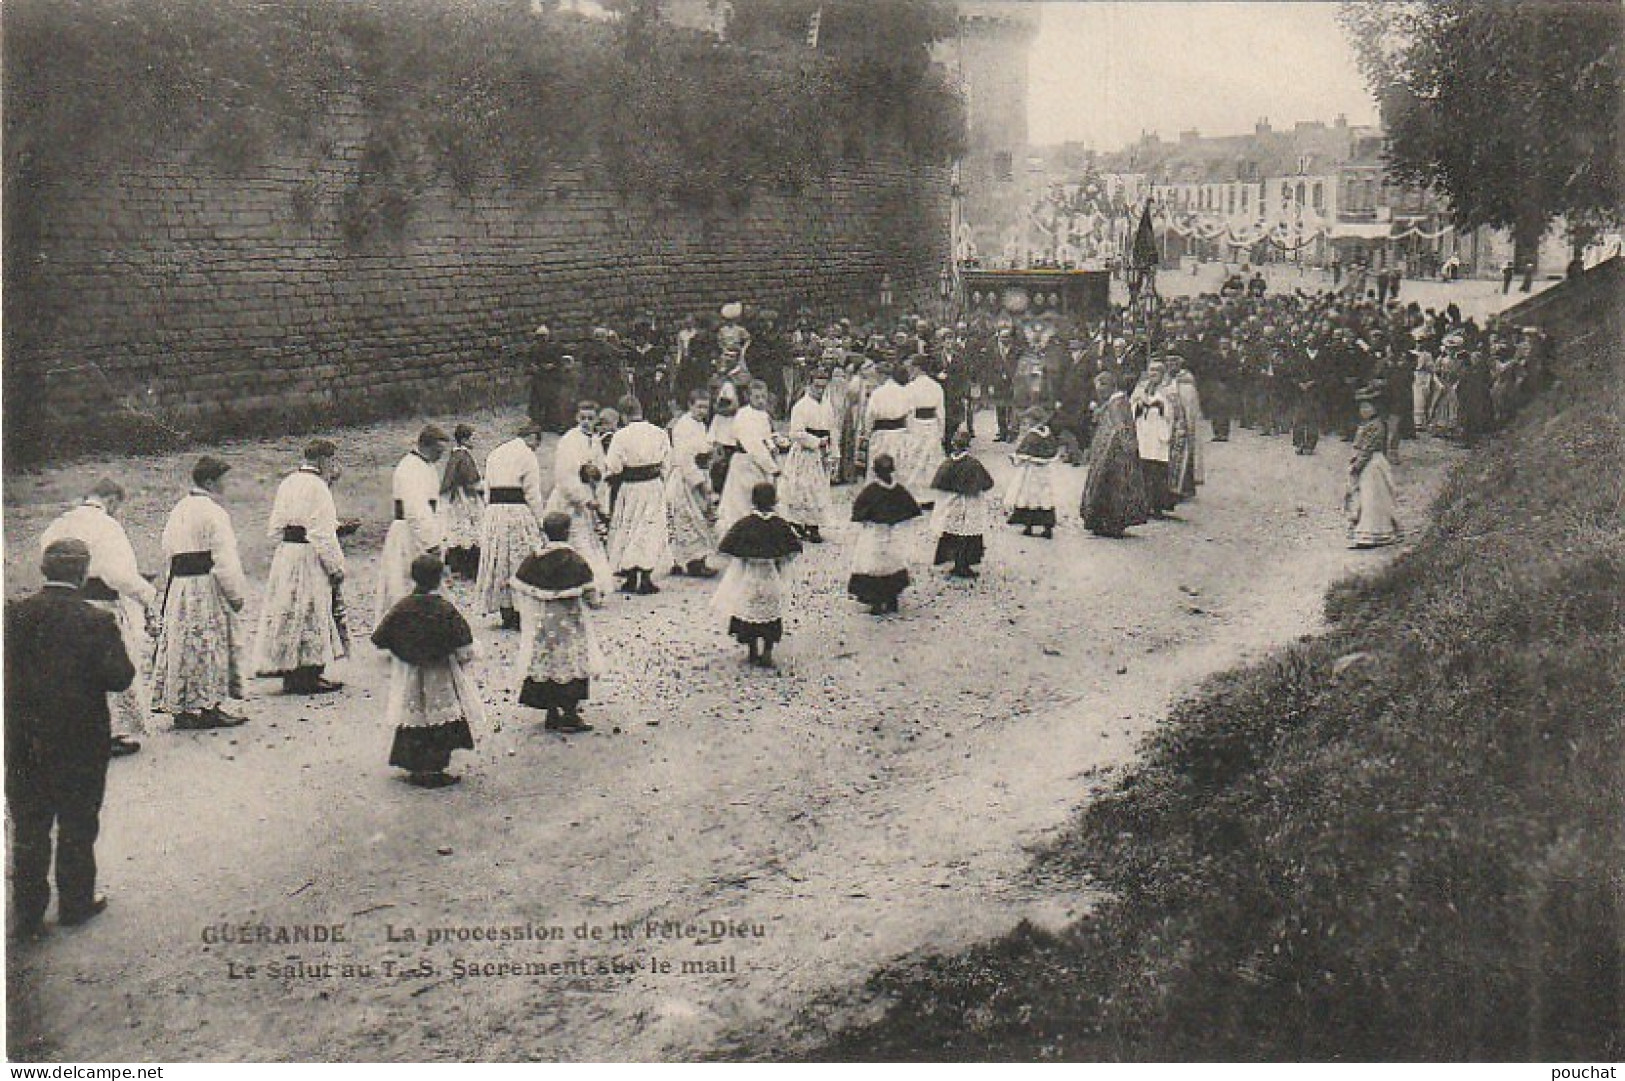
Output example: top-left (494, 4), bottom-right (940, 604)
top-left (939, 2), bottom-right (1039, 265)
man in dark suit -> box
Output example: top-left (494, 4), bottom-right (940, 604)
top-left (6, 538), bottom-right (135, 937)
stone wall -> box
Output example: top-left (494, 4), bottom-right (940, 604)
top-left (5, 100), bottom-right (950, 460)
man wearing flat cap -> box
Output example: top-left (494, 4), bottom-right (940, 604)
top-left (7, 538), bottom-right (136, 936)
top-left (251, 439), bottom-right (347, 695)
top-left (376, 426), bottom-right (448, 627)
top-left (152, 456), bottom-right (251, 729)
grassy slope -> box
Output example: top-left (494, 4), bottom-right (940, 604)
top-left (801, 306), bottom-right (1625, 1062)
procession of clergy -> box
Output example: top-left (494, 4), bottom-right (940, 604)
top-left (42, 290), bottom-right (1418, 790)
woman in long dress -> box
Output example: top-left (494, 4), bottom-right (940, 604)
top-left (1347, 391), bottom-right (1402, 549)
top-left (1412, 349), bottom-right (1438, 434)
top-left (1429, 352), bottom-right (1462, 438)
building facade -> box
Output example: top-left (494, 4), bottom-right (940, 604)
top-left (934, 3), bottom-right (1040, 266)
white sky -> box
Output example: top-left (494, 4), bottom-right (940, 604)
top-left (1027, 1), bottom-right (1380, 150)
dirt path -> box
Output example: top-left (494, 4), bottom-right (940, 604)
top-left (4, 413), bottom-right (1461, 1061)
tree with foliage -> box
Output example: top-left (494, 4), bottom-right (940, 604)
top-left (1339, 0), bottom-right (1623, 259)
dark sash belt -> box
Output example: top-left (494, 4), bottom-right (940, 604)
top-left (488, 487), bottom-right (527, 505)
top-left (872, 417), bottom-right (906, 431)
top-left (394, 499), bottom-right (438, 520)
top-left (282, 525), bottom-right (309, 543)
top-left (618, 463), bottom-right (663, 483)
top-left (805, 428), bottom-right (831, 438)
top-left (914, 407), bottom-right (939, 420)
top-left (718, 444), bottom-right (742, 457)
top-left (170, 551), bottom-right (215, 577)
top-left (81, 577), bottom-right (120, 602)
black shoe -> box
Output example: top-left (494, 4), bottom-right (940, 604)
top-left (670, 564), bottom-right (687, 577)
top-left (405, 772), bottom-right (461, 789)
top-left (635, 573), bottom-right (661, 595)
top-left (556, 719), bottom-right (594, 733)
top-left (616, 576), bottom-right (639, 594)
top-left (59, 894), bottom-right (108, 927)
top-left (686, 561), bottom-right (719, 579)
top-left (287, 676), bottom-right (343, 695)
top-left (194, 707), bottom-right (248, 729)
top-left (1041, 528), bottom-right (1054, 540)
top-left (110, 736), bottom-right (142, 757)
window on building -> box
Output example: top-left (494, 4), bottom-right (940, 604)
top-left (1313, 182), bottom-right (1324, 212)
top-left (994, 151), bottom-right (1013, 183)
top-left (1241, 186), bottom-right (1250, 211)
top-left (1227, 187), bottom-right (1235, 214)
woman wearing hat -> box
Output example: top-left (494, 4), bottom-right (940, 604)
top-left (1347, 387), bottom-right (1401, 549)
top-left (718, 302), bottom-right (750, 360)
top-left (1429, 341), bottom-right (1463, 439)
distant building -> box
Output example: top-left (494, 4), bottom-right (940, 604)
top-left (660, 0), bottom-right (733, 37)
top-left (1060, 116), bottom-right (1465, 275)
top-left (934, 3), bottom-right (1040, 266)
top-left (1053, 115), bottom-right (1585, 280)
